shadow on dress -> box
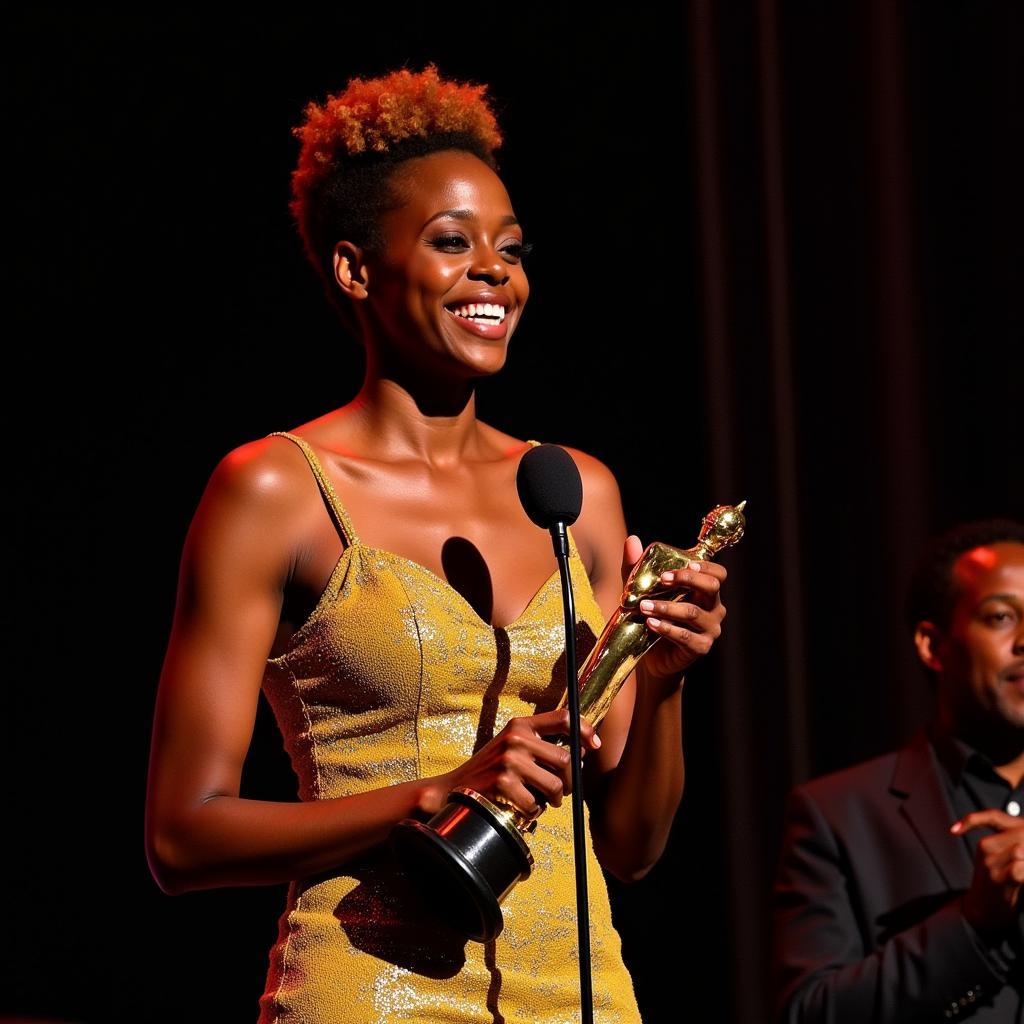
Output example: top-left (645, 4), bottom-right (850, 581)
top-left (333, 854), bottom-right (469, 978)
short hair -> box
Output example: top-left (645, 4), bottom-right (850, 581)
top-left (289, 63), bottom-right (505, 328)
top-left (905, 517), bottom-right (1024, 633)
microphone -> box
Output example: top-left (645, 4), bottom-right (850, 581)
top-left (516, 443), bottom-right (583, 560)
top-left (516, 441), bottom-right (594, 1024)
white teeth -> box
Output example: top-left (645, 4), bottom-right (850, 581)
top-left (448, 302), bottom-right (506, 323)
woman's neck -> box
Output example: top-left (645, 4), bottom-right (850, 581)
top-left (328, 374), bottom-right (487, 468)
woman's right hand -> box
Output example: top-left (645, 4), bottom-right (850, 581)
top-left (430, 708), bottom-right (602, 817)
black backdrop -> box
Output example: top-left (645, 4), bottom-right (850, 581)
top-left (7, 4), bottom-right (1021, 1023)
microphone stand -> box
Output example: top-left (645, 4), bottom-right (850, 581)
top-left (549, 520), bottom-right (594, 1024)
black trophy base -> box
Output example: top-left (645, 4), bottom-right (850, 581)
top-left (390, 788), bottom-right (533, 942)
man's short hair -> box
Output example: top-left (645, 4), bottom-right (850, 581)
top-left (905, 517), bottom-right (1024, 633)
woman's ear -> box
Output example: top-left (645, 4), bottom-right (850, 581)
top-left (332, 241), bottom-right (369, 300)
top-left (913, 621), bottom-right (944, 673)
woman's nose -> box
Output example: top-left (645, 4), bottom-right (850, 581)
top-left (469, 248), bottom-right (509, 284)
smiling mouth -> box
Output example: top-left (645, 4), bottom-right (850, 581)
top-left (444, 302), bottom-right (508, 325)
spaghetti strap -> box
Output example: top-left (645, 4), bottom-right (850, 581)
top-left (267, 431), bottom-right (361, 548)
top-left (525, 438), bottom-right (582, 561)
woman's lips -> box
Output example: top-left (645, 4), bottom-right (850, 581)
top-left (444, 307), bottom-right (509, 340)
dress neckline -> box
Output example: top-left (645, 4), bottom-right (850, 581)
top-left (359, 543), bottom-right (566, 633)
top-left (265, 430), bottom-right (582, 651)
top-left (270, 541), bottom-right (576, 665)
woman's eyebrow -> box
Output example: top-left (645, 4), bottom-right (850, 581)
top-left (421, 208), bottom-right (521, 230)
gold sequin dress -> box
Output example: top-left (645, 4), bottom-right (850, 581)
top-left (256, 431), bottom-right (643, 1024)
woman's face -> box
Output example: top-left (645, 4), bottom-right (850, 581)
top-left (348, 149), bottom-right (530, 379)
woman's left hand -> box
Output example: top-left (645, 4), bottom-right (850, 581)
top-left (621, 534), bottom-right (728, 685)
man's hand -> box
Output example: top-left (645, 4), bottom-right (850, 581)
top-left (951, 809), bottom-right (1024, 932)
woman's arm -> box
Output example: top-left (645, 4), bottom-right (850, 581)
top-left (569, 451), bottom-right (726, 882)
top-left (145, 440), bottom-right (440, 894)
top-left (145, 439), bottom-right (593, 895)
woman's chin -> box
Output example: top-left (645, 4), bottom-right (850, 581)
top-left (452, 341), bottom-right (510, 378)
top-left (472, 353), bottom-right (510, 379)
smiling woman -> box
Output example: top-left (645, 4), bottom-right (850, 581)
top-left (337, 147), bottom-right (531, 380)
top-left (144, 63), bottom-right (729, 1023)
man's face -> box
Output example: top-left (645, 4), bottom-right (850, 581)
top-left (928, 541), bottom-right (1024, 742)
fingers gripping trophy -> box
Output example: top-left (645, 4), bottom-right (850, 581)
top-left (391, 501), bottom-right (747, 941)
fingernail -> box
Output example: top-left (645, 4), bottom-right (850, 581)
top-left (648, 617), bottom-right (662, 628)
top-left (661, 572), bottom-right (674, 582)
top-left (690, 562), bottom-right (701, 572)
top-left (950, 822), bottom-right (962, 833)
top-left (640, 600), bottom-right (654, 612)
top-left (594, 734), bottom-right (602, 748)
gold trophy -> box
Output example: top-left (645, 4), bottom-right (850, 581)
top-left (390, 501), bottom-right (746, 941)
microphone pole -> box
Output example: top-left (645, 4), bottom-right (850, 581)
top-left (552, 519), bottom-right (593, 1024)
top-left (517, 446), bottom-right (593, 1024)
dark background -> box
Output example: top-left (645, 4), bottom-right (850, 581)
top-left (7, 4), bottom-right (1021, 1022)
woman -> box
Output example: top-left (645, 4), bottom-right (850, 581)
top-left (144, 63), bottom-right (728, 1022)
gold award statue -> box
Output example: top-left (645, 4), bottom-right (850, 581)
top-left (390, 501), bottom-right (747, 941)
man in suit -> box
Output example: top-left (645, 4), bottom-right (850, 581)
top-left (772, 518), bottom-right (1023, 1022)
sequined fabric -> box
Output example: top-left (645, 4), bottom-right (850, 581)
top-left (256, 431), bottom-right (643, 1023)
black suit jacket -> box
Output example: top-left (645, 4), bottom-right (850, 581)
top-left (772, 730), bottom-right (1022, 1022)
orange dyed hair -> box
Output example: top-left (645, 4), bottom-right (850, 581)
top-left (291, 62), bottom-right (503, 207)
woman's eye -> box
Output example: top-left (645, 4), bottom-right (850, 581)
top-left (430, 236), bottom-right (534, 261)
top-left (501, 241), bottom-right (534, 262)
top-left (432, 234), bottom-right (469, 250)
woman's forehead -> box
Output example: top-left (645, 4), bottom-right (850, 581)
top-left (387, 151), bottom-right (514, 221)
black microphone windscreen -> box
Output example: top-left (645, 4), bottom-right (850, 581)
top-left (516, 444), bottom-right (583, 528)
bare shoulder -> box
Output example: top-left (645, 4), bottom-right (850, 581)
top-left (559, 445), bottom-right (623, 504)
top-left (181, 434), bottom-right (326, 585)
top-left (202, 433), bottom-right (319, 518)
top-left (554, 445), bottom-right (627, 578)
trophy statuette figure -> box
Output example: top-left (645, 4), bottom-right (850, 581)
top-left (390, 501), bottom-right (746, 941)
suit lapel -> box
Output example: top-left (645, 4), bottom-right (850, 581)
top-left (890, 729), bottom-right (974, 890)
